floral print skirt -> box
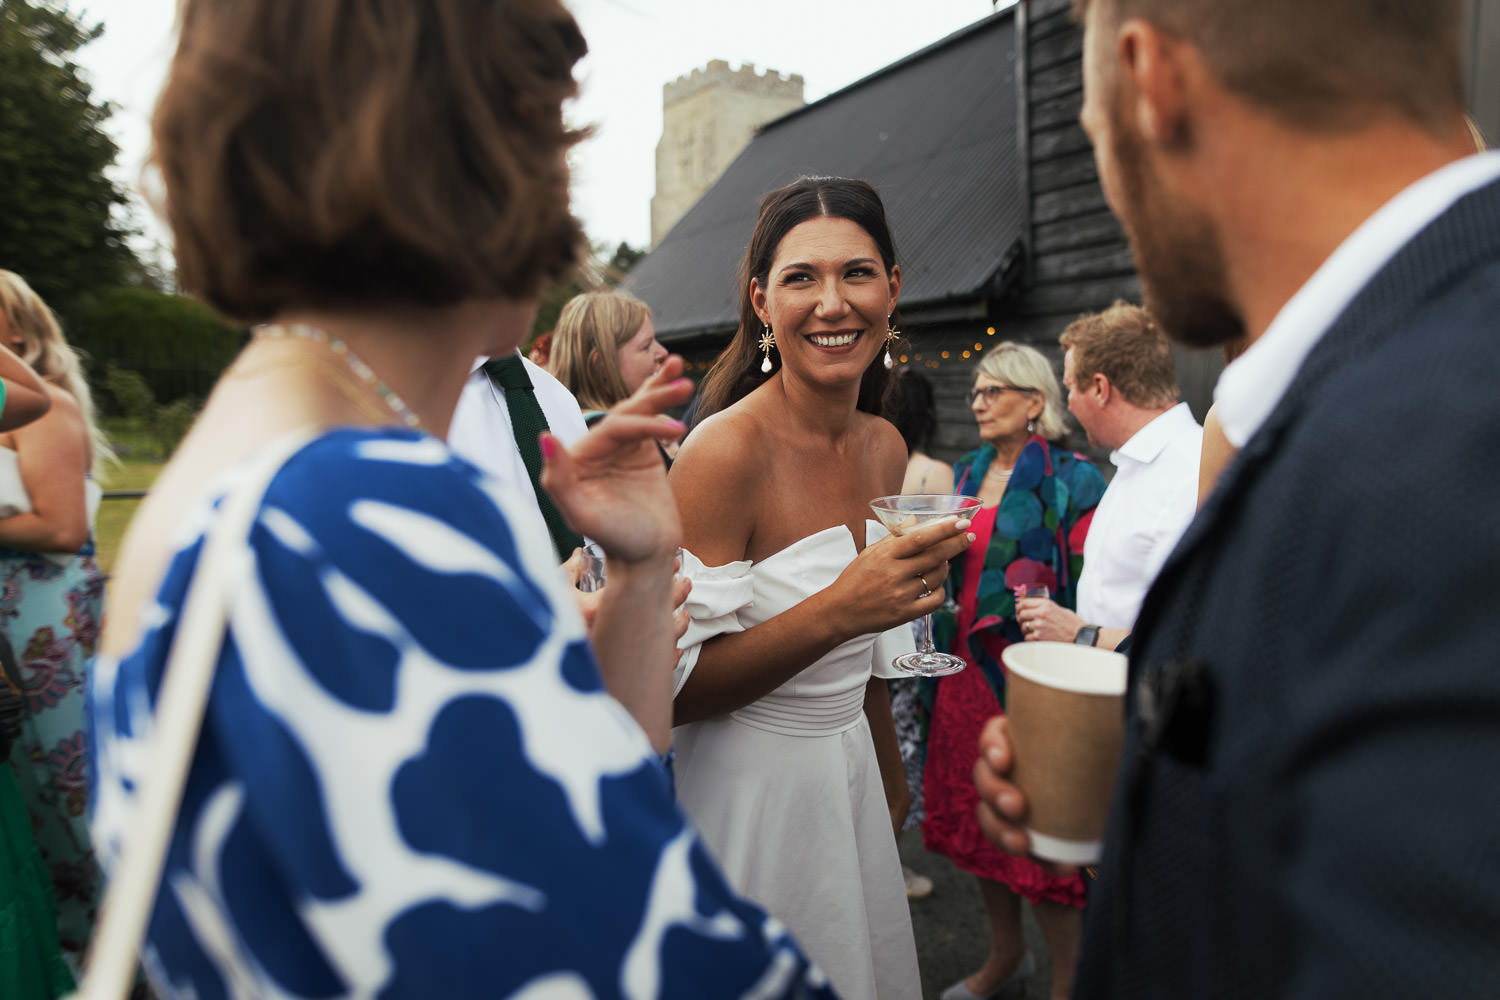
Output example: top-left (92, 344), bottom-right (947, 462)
top-left (1, 547), bottom-right (105, 968)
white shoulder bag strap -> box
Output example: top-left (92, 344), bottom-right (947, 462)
top-left (69, 430), bottom-right (318, 1000)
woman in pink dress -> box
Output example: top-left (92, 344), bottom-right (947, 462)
top-left (924, 342), bottom-right (1105, 1000)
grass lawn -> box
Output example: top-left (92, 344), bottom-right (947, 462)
top-left (96, 458), bottom-right (164, 576)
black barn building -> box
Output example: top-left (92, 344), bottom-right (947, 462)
top-left (628, 0), bottom-right (1498, 463)
top-left (626, 0), bottom-right (1191, 463)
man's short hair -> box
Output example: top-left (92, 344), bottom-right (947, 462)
top-left (1060, 301), bottom-right (1179, 410)
top-left (1072, 0), bottom-right (1464, 135)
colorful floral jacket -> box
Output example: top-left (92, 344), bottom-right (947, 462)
top-left (930, 437), bottom-right (1105, 711)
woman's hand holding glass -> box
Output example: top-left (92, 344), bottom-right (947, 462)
top-left (825, 516), bottom-right (975, 640)
top-left (1015, 594), bottom-right (1083, 643)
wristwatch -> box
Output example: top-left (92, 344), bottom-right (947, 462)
top-left (1074, 625), bottom-right (1100, 647)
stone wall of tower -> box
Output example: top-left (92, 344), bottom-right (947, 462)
top-left (651, 60), bottom-right (805, 246)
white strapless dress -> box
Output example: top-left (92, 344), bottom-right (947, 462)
top-left (673, 521), bottom-right (921, 1000)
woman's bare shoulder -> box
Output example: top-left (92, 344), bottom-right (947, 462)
top-left (857, 410), bottom-right (908, 478)
top-left (670, 401), bottom-right (771, 560)
top-left (672, 402), bottom-right (771, 490)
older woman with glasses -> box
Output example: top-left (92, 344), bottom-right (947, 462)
top-left (922, 342), bottom-right (1105, 1000)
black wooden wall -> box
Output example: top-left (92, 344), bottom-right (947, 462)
top-left (921, 0), bottom-right (1219, 469)
top-left (678, 0), bottom-right (1491, 472)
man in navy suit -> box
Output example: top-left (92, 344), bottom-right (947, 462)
top-left (976, 1), bottom-right (1500, 995)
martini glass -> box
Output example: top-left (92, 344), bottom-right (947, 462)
top-left (869, 493), bottom-right (985, 676)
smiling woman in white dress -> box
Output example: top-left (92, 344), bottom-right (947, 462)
top-left (670, 177), bottom-right (976, 999)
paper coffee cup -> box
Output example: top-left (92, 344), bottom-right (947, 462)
top-left (1001, 641), bottom-right (1128, 865)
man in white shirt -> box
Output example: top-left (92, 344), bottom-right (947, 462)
top-left (1018, 302), bottom-right (1201, 651)
top-left (975, 1), bottom-right (1500, 995)
top-left (449, 352), bottom-right (588, 498)
top-left (449, 351), bottom-right (688, 632)
top-left (449, 352), bottom-right (590, 563)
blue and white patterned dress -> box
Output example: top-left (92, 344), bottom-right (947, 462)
top-left (87, 429), bottom-right (836, 1000)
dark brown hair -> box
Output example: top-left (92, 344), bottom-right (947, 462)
top-left (884, 367), bottom-right (937, 455)
top-left (1073, 0), bottom-right (1465, 135)
top-left (694, 177), bottom-right (900, 422)
top-left (1059, 300), bottom-right (1179, 409)
top-left (154, 0), bottom-right (589, 321)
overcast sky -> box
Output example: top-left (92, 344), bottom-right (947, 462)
top-left (73, 0), bottom-right (1010, 257)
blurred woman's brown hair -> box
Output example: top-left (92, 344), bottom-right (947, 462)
top-left (152, 0), bottom-right (588, 321)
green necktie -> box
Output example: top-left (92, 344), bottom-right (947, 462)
top-left (483, 355), bottom-right (583, 561)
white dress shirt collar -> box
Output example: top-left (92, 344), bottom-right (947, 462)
top-left (1112, 402), bottom-right (1195, 468)
top-left (1215, 151), bottom-right (1500, 448)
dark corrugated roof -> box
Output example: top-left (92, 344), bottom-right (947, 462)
top-left (627, 10), bottom-right (1022, 344)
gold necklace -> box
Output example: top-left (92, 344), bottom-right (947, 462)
top-left (240, 323), bottom-right (423, 431)
top-left (227, 352), bottom-right (401, 426)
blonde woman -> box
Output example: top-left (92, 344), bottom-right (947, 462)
top-left (0, 268), bottom-right (110, 971)
top-left (926, 342), bottom-right (1105, 1000)
top-left (549, 289), bottom-right (668, 423)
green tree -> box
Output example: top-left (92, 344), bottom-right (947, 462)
top-left (0, 0), bottom-right (140, 321)
top-left (604, 241), bottom-right (646, 281)
top-left (72, 287), bottom-right (242, 405)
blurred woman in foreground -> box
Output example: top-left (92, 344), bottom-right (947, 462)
top-left (86, 1), bottom-right (837, 996)
top-left (0, 269), bottom-right (109, 974)
top-left (0, 323), bottom-right (73, 998)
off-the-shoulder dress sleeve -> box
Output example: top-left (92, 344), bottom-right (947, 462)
top-left (673, 547), bottom-right (755, 697)
top-left (87, 429), bottom-right (837, 1000)
top-left (674, 526), bottom-right (918, 690)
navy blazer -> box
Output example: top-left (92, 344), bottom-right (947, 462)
top-left (1075, 174), bottom-right (1500, 998)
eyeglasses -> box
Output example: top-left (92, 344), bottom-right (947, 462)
top-left (968, 385), bottom-right (1035, 405)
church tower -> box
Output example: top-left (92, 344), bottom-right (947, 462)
top-left (651, 60), bottom-right (805, 247)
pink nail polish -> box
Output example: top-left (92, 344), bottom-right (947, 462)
top-left (540, 435), bottom-right (557, 460)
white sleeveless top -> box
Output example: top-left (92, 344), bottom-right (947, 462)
top-left (0, 445), bottom-right (103, 549)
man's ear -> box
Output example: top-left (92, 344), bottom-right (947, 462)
top-left (1093, 372), bottom-right (1112, 407)
top-left (1118, 18), bottom-right (1189, 146)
